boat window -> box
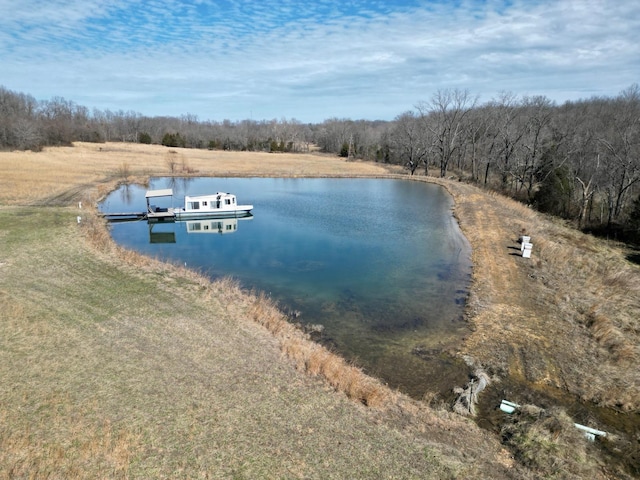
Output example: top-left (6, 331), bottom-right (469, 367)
top-left (202, 201), bottom-right (208, 206)
top-left (225, 198), bottom-right (231, 205)
top-left (190, 201), bottom-right (200, 210)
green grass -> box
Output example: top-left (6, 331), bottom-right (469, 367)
top-left (0, 205), bottom-right (513, 478)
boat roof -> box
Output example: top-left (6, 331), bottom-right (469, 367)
top-left (145, 188), bottom-right (174, 198)
top-left (185, 192), bottom-right (233, 199)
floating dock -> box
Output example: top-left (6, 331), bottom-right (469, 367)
top-left (100, 210), bottom-right (176, 222)
top-left (100, 211), bottom-right (148, 222)
top-left (101, 189), bottom-right (177, 222)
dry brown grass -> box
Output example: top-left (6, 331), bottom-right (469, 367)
top-left (1, 398), bottom-right (142, 479)
top-left (501, 406), bottom-right (604, 479)
top-left (1, 202), bottom-right (521, 478)
top-left (532, 221), bottom-right (640, 375)
top-left (587, 308), bottom-right (636, 365)
top-left (1, 142), bottom-right (635, 478)
top-left (0, 141), bottom-right (395, 206)
top-left (425, 177), bottom-right (640, 418)
top-left (245, 291), bottom-right (392, 407)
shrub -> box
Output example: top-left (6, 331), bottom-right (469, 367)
top-left (161, 132), bottom-right (185, 148)
top-left (138, 132), bottom-right (152, 144)
top-left (339, 142), bottom-right (350, 157)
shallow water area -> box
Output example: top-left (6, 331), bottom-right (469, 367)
top-left (101, 177), bottom-right (473, 398)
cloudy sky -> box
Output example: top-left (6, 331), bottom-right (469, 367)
top-left (1, 0), bottom-right (638, 122)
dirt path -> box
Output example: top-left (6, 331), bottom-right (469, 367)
top-left (448, 183), bottom-right (549, 382)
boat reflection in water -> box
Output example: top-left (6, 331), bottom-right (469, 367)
top-left (185, 216), bottom-right (253, 235)
top-left (147, 214), bottom-right (253, 243)
top-left (148, 223), bottom-right (176, 244)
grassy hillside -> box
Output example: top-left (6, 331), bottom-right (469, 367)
top-left (0, 204), bottom-right (518, 478)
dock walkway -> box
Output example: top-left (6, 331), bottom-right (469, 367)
top-left (101, 209), bottom-right (176, 222)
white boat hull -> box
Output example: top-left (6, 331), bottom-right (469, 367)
top-left (174, 206), bottom-right (253, 220)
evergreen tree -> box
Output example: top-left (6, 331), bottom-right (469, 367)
top-left (339, 142), bottom-right (349, 157)
top-left (139, 132), bottom-right (152, 144)
top-left (534, 164), bottom-right (574, 218)
top-left (628, 194), bottom-right (640, 242)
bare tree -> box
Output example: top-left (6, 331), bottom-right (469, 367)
top-left (464, 106), bottom-right (491, 182)
top-left (486, 92), bottom-right (528, 191)
top-left (316, 118), bottom-right (352, 155)
top-left (517, 95), bottom-right (555, 199)
top-left (560, 101), bottom-right (603, 227)
top-left (390, 111), bottom-right (431, 175)
top-left (13, 118), bottom-right (41, 150)
top-left (598, 87), bottom-right (640, 226)
top-left (417, 89), bottom-right (476, 178)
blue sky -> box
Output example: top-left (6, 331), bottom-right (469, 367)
top-left (1, 0), bottom-right (638, 122)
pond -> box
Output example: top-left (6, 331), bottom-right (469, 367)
top-left (101, 177), bottom-right (473, 399)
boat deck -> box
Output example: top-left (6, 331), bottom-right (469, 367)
top-left (147, 208), bottom-right (176, 220)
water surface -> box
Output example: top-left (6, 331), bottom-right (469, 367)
top-left (101, 177), bottom-right (472, 398)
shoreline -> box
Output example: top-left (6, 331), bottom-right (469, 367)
top-left (4, 141), bottom-right (637, 413)
top-left (95, 165), bottom-right (640, 439)
top-left (1, 142), bottom-right (638, 477)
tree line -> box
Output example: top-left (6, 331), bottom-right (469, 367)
top-left (1, 84), bottom-right (639, 242)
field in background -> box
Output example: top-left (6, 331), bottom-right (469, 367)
top-left (0, 142), bottom-right (394, 206)
top-left (1, 142), bottom-right (638, 478)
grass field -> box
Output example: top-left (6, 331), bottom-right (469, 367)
top-left (1, 142), bottom-right (638, 478)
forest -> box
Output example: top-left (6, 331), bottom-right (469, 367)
top-left (1, 84), bottom-right (639, 243)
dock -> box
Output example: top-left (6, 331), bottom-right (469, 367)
top-left (100, 211), bottom-right (148, 222)
top-left (100, 210), bottom-right (177, 222)
top-left (101, 188), bottom-right (177, 222)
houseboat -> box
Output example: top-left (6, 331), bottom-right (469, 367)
top-left (174, 192), bottom-right (253, 220)
top-left (145, 189), bottom-right (253, 221)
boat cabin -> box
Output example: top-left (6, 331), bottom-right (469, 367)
top-left (185, 193), bottom-right (237, 211)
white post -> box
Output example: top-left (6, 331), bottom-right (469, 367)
top-left (77, 216), bottom-right (82, 224)
top-left (522, 243), bottom-right (533, 258)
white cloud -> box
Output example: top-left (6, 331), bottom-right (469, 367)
top-left (0, 0), bottom-right (638, 121)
